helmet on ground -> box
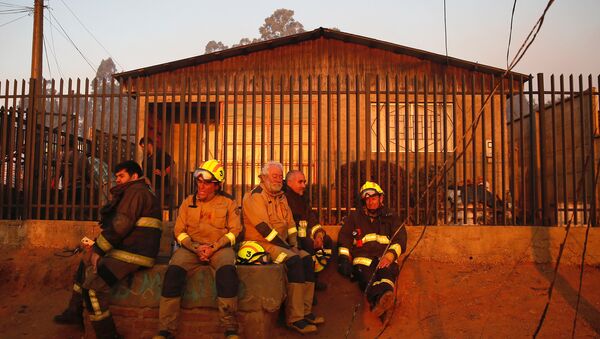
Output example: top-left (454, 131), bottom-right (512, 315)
top-left (313, 248), bottom-right (332, 273)
top-left (360, 181), bottom-right (384, 199)
top-left (194, 159), bottom-right (225, 183)
top-left (236, 241), bottom-right (271, 265)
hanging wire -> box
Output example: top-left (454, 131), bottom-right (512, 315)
top-left (45, 10), bottom-right (96, 73)
top-left (443, 0), bottom-right (449, 63)
top-left (0, 11), bottom-right (28, 27)
top-left (507, 0), bottom-right (518, 69)
top-left (57, 0), bottom-right (123, 70)
top-left (42, 36), bottom-right (52, 79)
top-left (46, 2), bottom-right (63, 78)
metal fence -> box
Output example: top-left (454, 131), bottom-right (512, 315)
top-left (1, 73), bottom-right (599, 226)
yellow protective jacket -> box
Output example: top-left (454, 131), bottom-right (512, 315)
top-left (242, 184), bottom-right (298, 248)
top-left (174, 192), bottom-right (242, 250)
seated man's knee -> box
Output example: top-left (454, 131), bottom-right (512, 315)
top-left (285, 255), bottom-right (305, 283)
top-left (216, 265), bottom-right (238, 298)
top-left (161, 265), bottom-right (187, 298)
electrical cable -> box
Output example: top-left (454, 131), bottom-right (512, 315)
top-left (507, 0), bottom-right (517, 69)
top-left (344, 1), bottom-right (557, 337)
top-left (43, 35), bottom-right (52, 79)
top-left (0, 11), bottom-right (27, 27)
top-left (443, 0), bottom-right (449, 63)
top-left (45, 10), bottom-right (96, 73)
top-left (57, 0), bottom-right (123, 70)
top-left (46, 3), bottom-right (64, 79)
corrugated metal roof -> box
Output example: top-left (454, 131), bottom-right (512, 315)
top-left (114, 27), bottom-right (529, 80)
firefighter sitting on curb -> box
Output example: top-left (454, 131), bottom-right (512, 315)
top-left (153, 159), bottom-right (242, 339)
top-left (283, 170), bottom-right (333, 293)
top-left (337, 181), bottom-right (408, 319)
top-left (242, 161), bottom-right (325, 334)
top-left (53, 160), bottom-right (163, 339)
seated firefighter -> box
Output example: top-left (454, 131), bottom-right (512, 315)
top-left (283, 170), bottom-right (333, 288)
top-left (242, 161), bottom-right (324, 334)
top-left (154, 160), bottom-right (242, 339)
top-left (54, 160), bottom-right (163, 339)
top-left (337, 181), bottom-right (408, 319)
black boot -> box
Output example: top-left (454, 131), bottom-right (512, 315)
top-left (91, 314), bottom-right (122, 339)
top-left (53, 291), bottom-right (83, 327)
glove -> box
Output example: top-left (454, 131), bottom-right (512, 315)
top-left (338, 256), bottom-right (353, 278)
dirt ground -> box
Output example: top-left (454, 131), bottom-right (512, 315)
top-left (1, 247), bottom-right (600, 339)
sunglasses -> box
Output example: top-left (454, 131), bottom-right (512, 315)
top-left (194, 169), bottom-right (218, 183)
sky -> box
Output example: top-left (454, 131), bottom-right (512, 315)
top-left (1, 0), bottom-right (599, 81)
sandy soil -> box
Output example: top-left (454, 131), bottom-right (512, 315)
top-left (1, 247), bottom-right (599, 338)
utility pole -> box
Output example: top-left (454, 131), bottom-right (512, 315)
top-left (30, 0), bottom-right (43, 82)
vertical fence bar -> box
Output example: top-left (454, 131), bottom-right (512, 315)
top-left (35, 80), bottom-right (48, 218)
top-left (153, 77), bottom-right (160, 201)
top-left (204, 76), bottom-right (210, 161)
top-left (451, 76), bottom-right (458, 224)
top-left (242, 75), bottom-right (247, 197)
top-left (517, 76), bottom-right (526, 224)
top-left (536, 74), bottom-right (547, 224)
top-left (336, 75), bottom-right (342, 222)
top-left (0, 81), bottom-right (8, 217)
top-left (185, 78), bottom-right (192, 197)
top-left (470, 75), bottom-right (477, 224)
top-left (549, 75), bottom-right (558, 224)
top-left (80, 78), bottom-right (89, 220)
top-left (414, 76), bottom-right (420, 224)
top-left (70, 79), bottom-right (81, 219)
top-left (107, 79), bottom-right (115, 194)
top-left (177, 75), bottom-right (185, 205)
top-left (365, 74), bottom-right (371, 182)
top-left (559, 74), bottom-right (569, 224)
top-left (490, 75), bottom-right (497, 224)
top-left (223, 77), bottom-right (229, 194)
top-left (395, 75), bottom-right (401, 216)
top-left (578, 75), bottom-right (588, 223)
top-left (308, 75), bottom-right (313, 204)
top-left (125, 78), bottom-right (133, 159)
top-left (527, 77), bottom-right (537, 224)
top-left (405, 75), bottom-right (411, 223)
top-left (280, 75), bottom-right (284, 164)
top-left (232, 76), bottom-right (238, 198)
top-left (261, 77), bottom-right (265, 168)
top-left (461, 76), bottom-right (467, 224)
top-left (346, 74), bottom-right (351, 215)
top-left (385, 75), bottom-right (391, 212)
top-left (298, 75), bottom-right (303, 170)
top-left (500, 77), bottom-right (507, 225)
top-left (88, 79), bottom-right (98, 220)
top-left (442, 75), bottom-right (448, 223)
top-left (569, 75), bottom-right (578, 224)
top-left (326, 75), bottom-right (332, 222)
top-left (289, 75), bottom-right (294, 169)
top-left (52, 79), bottom-right (64, 219)
top-left (355, 75), bottom-right (361, 214)
top-left (424, 76), bottom-right (429, 224)
top-left (24, 79), bottom-right (36, 218)
top-left (15, 80), bottom-right (26, 217)
top-left (481, 75), bottom-right (487, 224)
top-left (196, 77), bottom-right (202, 166)
top-left (508, 75), bottom-right (516, 224)
top-left (317, 75), bottom-right (322, 222)
top-left (116, 79), bottom-right (123, 163)
top-left (214, 77), bottom-right (220, 159)
top-left (433, 75), bottom-right (439, 225)
top-left (588, 75), bottom-right (597, 226)
top-left (98, 79), bottom-right (108, 209)
top-left (375, 75), bottom-right (381, 183)
top-left (270, 76), bottom-right (275, 161)
top-left (161, 77), bottom-right (169, 211)
top-left (251, 77), bottom-right (256, 188)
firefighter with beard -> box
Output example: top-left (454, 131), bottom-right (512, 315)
top-left (337, 181), bottom-right (407, 319)
top-left (53, 160), bottom-right (162, 339)
top-left (242, 161), bottom-right (324, 334)
top-left (154, 159), bottom-right (242, 339)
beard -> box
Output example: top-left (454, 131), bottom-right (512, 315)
top-left (264, 181), bottom-right (283, 193)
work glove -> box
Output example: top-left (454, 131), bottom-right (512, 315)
top-left (338, 256), bottom-right (353, 278)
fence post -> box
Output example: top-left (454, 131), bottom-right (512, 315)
top-left (23, 78), bottom-right (38, 219)
top-left (537, 73), bottom-right (549, 225)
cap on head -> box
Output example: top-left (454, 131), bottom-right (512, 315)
top-left (194, 159), bottom-right (225, 183)
top-left (360, 181), bottom-right (384, 199)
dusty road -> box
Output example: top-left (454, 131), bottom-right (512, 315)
top-left (1, 247), bottom-right (599, 338)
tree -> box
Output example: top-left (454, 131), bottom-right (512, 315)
top-left (258, 8), bottom-right (304, 40)
top-left (205, 40), bottom-right (229, 54)
top-left (232, 37), bottom-right (254, 48)
top-left (95, 58), bottom-right (117, 83)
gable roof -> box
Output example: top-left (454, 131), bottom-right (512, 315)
top-left (114, 27), bottom-right (529, 80)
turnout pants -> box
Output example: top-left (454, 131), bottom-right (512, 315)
top-left (353, 258), bottom-right (399, 308)
top-left (259, 242), bottom-right (316, 324)
top-left (158, 246), bottom-right (239, 334)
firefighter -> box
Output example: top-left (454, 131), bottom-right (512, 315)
top-left (283, 170), bottom-right (333, 290)
top-left (242, 161), bottom-right (324, 334)
top-left (53, 160), bottom-right (163, 339)
top-left (154, 159), bottom-right (242, 339)
top-left (337, 181), bottom-right (407, 318)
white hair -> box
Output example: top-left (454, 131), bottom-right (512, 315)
top-left (260, 161), bottom-right (283, 177)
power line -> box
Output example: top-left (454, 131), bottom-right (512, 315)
top-left (57, 0), bottom-right (123, 70)
top-left (45, 10), bottom-right (96, 73)
top-left (46, 1), bottom-right (63, 78)
top-left (0, 11), bottom-right (27, 27)
top-left (507, 0), bottom-right (517, 69)
top-left (443, 0), bottom-right (449, 62)
top-left (42, 35), bottom-right (52, 79)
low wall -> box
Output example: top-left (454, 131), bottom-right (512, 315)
top-left (1, 220), bottom-right (599, 265)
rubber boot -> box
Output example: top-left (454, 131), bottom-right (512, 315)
top-left (90, 314), bottom-right (122, 339)
top-left (372, 290), bottom-right (395, 317)
top-left (302, 282), bottom-right (324, 325)
top-left (218, 297), bottom-right (239, 337)
top-left (286, 283), bottom-right (317, 334)
top-left (53, 289), bottom-right (83, 326)
top-left (158, 296), bottom-right (181, 335)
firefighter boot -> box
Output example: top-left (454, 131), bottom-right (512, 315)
top-left (53, 290), bottom-right (83, 327)
top-left (218, 297), bottom-right (239, 338)
top-left (286, 283), bottom-right (317, 334)
top-left (372, 290), bottom-right (395, 318)
top-left (90, 314), bottom-right (122, 339)
top-left (303, 282), bottom-right (324, 325)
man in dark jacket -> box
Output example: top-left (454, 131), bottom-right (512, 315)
top-left (54, 160), bottom-right (162, 339)
top-left (337, 181), bottom-right (407, 319)
top-left (283, 170), bottom-right (332, 287)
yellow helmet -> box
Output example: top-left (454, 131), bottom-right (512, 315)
top-left (236, 241), bottom-right (271, 265)
top-left (313, 248), bottom-right (332, 273)
top-left (360, 181), bottom-right (384, 198)
top-left (194, 159), bottom-right (225, 183)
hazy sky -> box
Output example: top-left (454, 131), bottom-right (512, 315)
top-left (1, 0), bottom-right (599, 81)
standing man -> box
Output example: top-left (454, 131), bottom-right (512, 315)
top-left (139, 137), bottom-right (172, 203)
top-left (242, 161), bottom-right (324, 334)
top-left (337, 181), bottom-right (407, 319)
top-left (54, 160), bottom-right (163, 339)
top-left (283, 170), bottom-right (332, 287)
top-left (154, 160), bottom-right (242, 339)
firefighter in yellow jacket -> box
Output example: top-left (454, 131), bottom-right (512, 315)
top-left (338, 181), bottom-right (407, 319)
top-left (242, 161), bottom-right (324, 334)
top-left (154, 160), bottom-right (242, 339)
